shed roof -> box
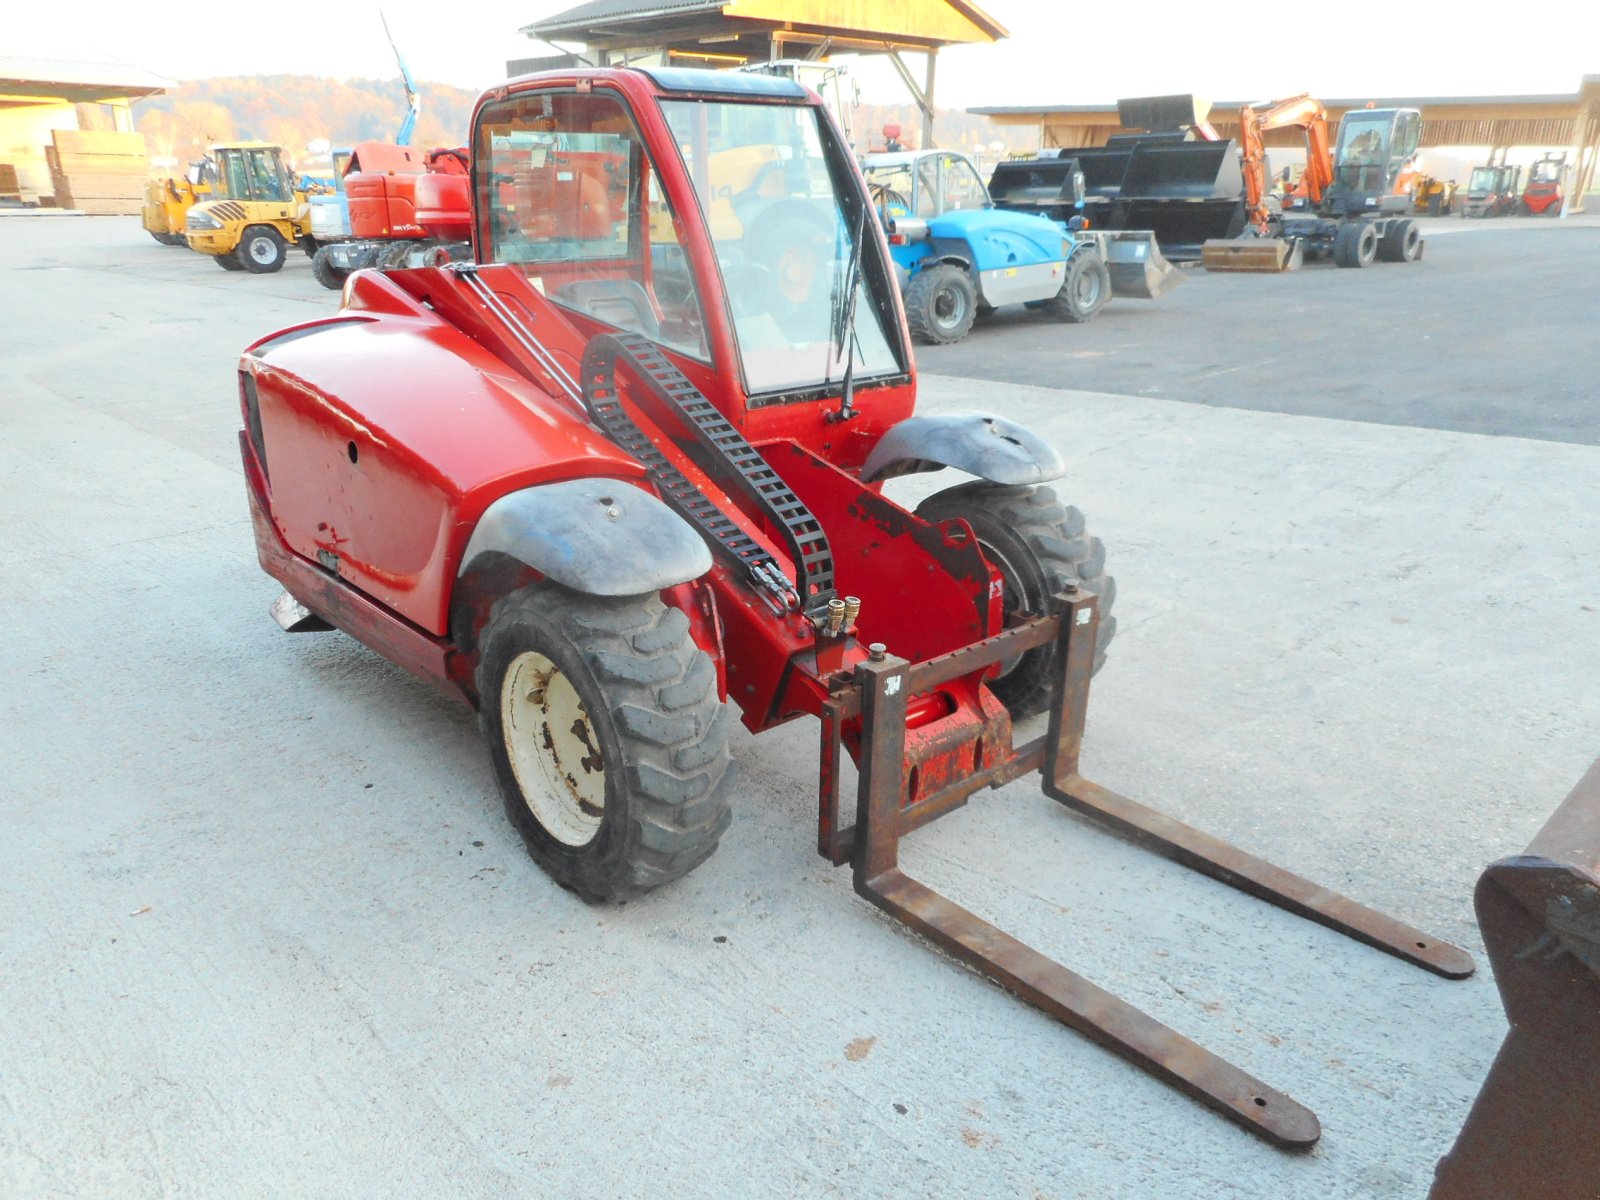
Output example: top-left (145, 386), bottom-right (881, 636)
top-left (0, 54), bottom-right (173, 103)
top-left (525, 0), bottom-right (1007, 54)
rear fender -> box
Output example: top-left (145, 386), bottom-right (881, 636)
top-left (922, 237), bottom-right (973, 272)
top-left (458, 477), bottom-right (711, 598)
top-left (859, 412), bottom-right (1066, 485)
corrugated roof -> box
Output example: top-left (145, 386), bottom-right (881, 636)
top-left (0, 53), bottom-right (173, 95)
top-left (972, 89), bottom-right (1596, 117)
top-left (526, 0), bottom-right (1006, 42)
top-left (525, 0), bottom-right (723, 36)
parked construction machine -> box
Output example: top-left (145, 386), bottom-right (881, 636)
top-left (239, 65), bottom-right (1471, 1147)
top-left (184, 142), bottom-right (315, 272)
top-left (309, 142), bottom-right (471, 289)
top-left (1521, 151), bottom-right (1567, 216)
top-left (1412, 175), bottom-right (1456, 215)
top-left (1461, 158), bottom-right (1522, 219)
top-left (1203, 96), bottom-right (1426, 271)
top-left (863, 147), bottom-right (1180, 343)
top-left (141, 156), bottom-right (215, 246)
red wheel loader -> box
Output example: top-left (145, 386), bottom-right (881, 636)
top-left (239, 66), bottom-right (1471, 1147)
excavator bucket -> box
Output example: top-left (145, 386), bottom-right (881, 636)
top-left (1429, 758), bottom-right (1600, 1200)
top-left (1201, 236), bottom-right (1304, 272)
top-left (820, 587), bottom-right (1474, 1148)
top-left (1098, 230), bottom-right (1184, 298)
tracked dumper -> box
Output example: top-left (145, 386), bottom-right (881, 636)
top-left (239, 65), bottom-right (1470, 1147)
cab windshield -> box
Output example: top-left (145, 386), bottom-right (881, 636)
top-left (659, 98), bottom-right (901, 396)
top-left (1469, 167), bottom-right (1498, 192)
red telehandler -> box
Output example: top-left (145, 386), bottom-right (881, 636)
top-left (238, 65), bottom-right (1471, 1147)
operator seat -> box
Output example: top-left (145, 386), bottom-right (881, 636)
top-left (557, 278), bottom-right (663, 340)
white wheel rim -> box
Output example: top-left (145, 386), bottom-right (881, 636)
top-left (500, 651), bottom-right (606, 847)
top-left (249, 236), bottom-right (275, 264)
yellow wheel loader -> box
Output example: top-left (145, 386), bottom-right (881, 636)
top-left (141, 157), bottom-right (214, 246)
top-left (183, 143), bottom-right (316, 273)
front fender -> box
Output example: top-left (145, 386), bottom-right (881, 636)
top-left (859, 412), bottom-right (1066, 485)
top-left (459, 478), bottom-right (711, 596)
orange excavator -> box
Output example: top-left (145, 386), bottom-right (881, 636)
top-left (1204, 94), bottom-right (1425, 273)
top-left (1203, 94), bottom-right (1332, 270)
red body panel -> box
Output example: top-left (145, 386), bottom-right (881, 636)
top-left (1522, 185), bottom-right (1562, 214)
top-left (415, 173), bottom-right (471, 241)
top-left (244, 271), bottom-right (642, 634)
top-left (347, 171), bottom-right (425, 239)
top-left (346, 145), bottom-right (472, 240)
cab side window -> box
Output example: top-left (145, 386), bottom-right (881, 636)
top-left (475, 90), bottom-right (707, 360)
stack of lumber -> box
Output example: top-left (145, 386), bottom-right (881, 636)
top-left (0, 164), bottom-right (20, 203)
top-left (47, 130), bottom-right (149, 215)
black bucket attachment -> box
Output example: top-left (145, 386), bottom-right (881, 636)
top-left (992, 138), bottom-right (1247, 261)
top-left (1096, 231), bottom-right (1185, 298)
top-left (1117, 94), bottom-right (1213, 133)
top-left (1429, 758), bottom-right (1600, 1200)
top-left (987, 157), bottom-right (1084, 221)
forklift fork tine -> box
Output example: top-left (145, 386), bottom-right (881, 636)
top-left (858, 869), bottom-right (1323, 1148)
top-left (846, 588), bottom-right (1473, 1147)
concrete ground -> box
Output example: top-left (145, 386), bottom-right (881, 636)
top-left (2, 217), bottom-right (1596, 1199)
top-left (923, 212), bottom-right (1600, 446)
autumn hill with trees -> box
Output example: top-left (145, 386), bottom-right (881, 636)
top-left (134, 75), bottom-right (1022, 169)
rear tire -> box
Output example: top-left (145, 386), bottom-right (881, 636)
top-left (904, 263), bottom-right (978, 344)
top-left (1044, 251), bottom-right (1109, 323)
top-left (236, 225), bottom-right (287, 274)
top-left (311, 245), bottom-right (350, 291)
top-left (215, 252), bottom-right (245, 271)
top-left (1333, 221), bottom-right (1378, 268)
top-left (915, 482), bottom-right (1116, 720)
top-left (476, 584), bottom-right (734, 903)
top-left (1377, 217), bottom-right (1421, 262)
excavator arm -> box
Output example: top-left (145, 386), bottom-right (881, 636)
top-left (1239, 94), bottom-right (1333, 234)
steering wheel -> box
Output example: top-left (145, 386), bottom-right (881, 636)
top-left (719, 260), bottom-right (773, 319)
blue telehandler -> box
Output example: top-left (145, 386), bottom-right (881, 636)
top-left (864, 149), bottom-right (1180, 344)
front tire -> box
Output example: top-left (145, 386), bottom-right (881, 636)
top-left (904, 263), bottom-right (978, 344)
top-left (214, 252), bottom-right (245, 271)
top-left (311, 245), bottom-right (349, 291)
top-left (476, 584), bottom-right (734, 902)
top-left (915, 482), bottom-right (1116, 720)
top-left (1044, 251), bottom-right (1109, 323)
top-left (236, 225), bottom-right (287, 273)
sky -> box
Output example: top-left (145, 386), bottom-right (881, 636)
top-left (10, 0), bottom-right (1595, 109)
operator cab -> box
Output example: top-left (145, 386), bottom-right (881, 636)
top-left (862, 150), bottom-right (991, 222)
top-left (212, 144), bottom-right (294, 203)
top-left (470, 67), bottom-right (906, 402)
top-left (1326, 108), bottom-right (1419, 212)
top-left (1528, 156), bottom-right (1564, 184)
